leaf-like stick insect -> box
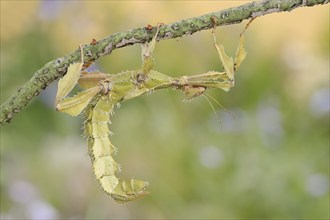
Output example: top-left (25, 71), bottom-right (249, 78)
top-left (55, 20), bottom-right (253, 203)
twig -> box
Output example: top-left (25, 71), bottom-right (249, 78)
top-left (0, 0), bottom-right (328, 126)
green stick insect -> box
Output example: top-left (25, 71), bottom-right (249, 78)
top-left (55, 20), bottom-right (254, 203)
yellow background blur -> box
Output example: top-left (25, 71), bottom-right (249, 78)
top-left (1, 1), bottom-right (329, 219)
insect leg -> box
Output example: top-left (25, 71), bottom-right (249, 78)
top-left (234, 18), bottom-right (255, 71)
top-left (141, 23), bottom-right (161, 75)
top-left (212, 28), bottom-right (235, 81)
top-left (56, 87), bottom-right (100, 116)
top-left (56, 45), bottom-right (84, 103)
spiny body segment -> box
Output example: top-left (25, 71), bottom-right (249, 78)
top-left (84, 95), bottom-right (149, 203)
top-left (55, 21), bottom-right (253, 203)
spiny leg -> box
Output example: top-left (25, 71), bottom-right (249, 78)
top-left (212, 27), bottom-right (235, 81)
top-left (181, 19), bottom-right (256, 120)
top-left (234, 17), bottom-right (255, 72)
top-left (132, 24), bottom-right (162, 90)
top-left (211, 18), bottom-right (255, 80)
top-left (141, 23), bottom-right (162, 75)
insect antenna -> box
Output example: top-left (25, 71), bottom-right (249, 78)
top-left (201, 93), bottom-right (236, 126)
top-left (200, 93), bottom-right (222, 125)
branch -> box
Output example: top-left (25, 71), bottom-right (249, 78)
top-left (0, 0), bottom-right (328, 126)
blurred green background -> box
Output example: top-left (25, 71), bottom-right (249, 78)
top-left (1, 1), bottom-right (329, 219)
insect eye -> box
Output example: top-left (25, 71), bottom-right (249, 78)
top-left (136, 73), bottom-right (147, 84)
top-left (99, 81), bottom-right (113, 94)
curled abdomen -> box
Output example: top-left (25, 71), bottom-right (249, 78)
top-left (84, 97), bottom-right (149, 203)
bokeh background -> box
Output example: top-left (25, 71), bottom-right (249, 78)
top-left (1, 1), bottom-right (329, 219)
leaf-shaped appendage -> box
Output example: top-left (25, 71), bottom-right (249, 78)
top-left (56, 46), bottom-right (84, 104)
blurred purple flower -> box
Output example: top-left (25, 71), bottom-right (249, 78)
top-left (38, 1), bottom-right (63, 21)
top-left (309, 88), bottom-right (330, 117)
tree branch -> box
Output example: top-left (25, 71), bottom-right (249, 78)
top-left (0, 0), bottom-right (328, 126)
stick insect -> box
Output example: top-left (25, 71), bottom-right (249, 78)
top-left (55, 20), bottom-right (253, 203)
